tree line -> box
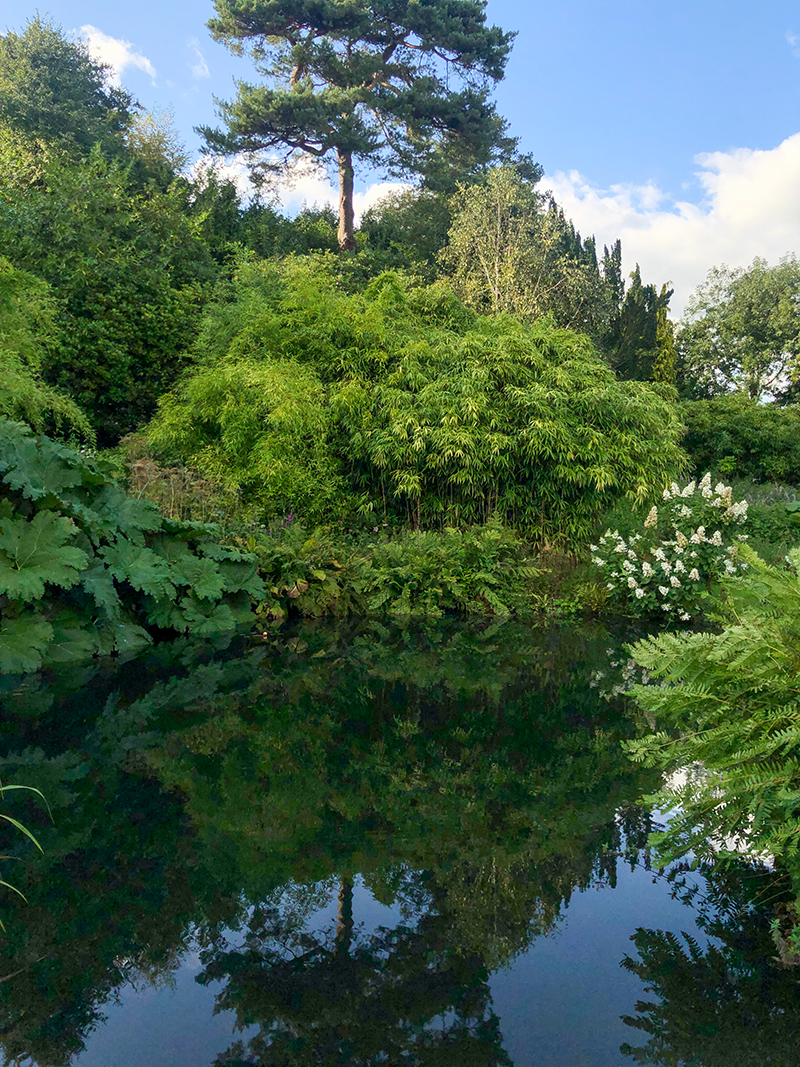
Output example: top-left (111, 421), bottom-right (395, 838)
top-left (0, 12), bottom-right (693, 448)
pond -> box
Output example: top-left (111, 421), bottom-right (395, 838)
top-left (0, 621), bottom-right (795, 1067)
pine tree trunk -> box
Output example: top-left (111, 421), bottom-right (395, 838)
top-left (335, 876), bottom-right (354, 956)
top-left (337, 147), bottom-right (356, 252)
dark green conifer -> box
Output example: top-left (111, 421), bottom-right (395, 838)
top-left (0, 16), bottom-right (133, 160)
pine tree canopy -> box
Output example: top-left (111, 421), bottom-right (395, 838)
top-left (201, 0), bottom-right (520, 249)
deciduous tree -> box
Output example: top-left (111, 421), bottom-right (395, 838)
top-left (442, 165), bottom-right (612, 336)
top-left (677, 256), bottom-right (800, 401)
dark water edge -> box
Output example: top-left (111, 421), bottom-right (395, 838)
top-left (0, 620), bottom-right (796, 1067)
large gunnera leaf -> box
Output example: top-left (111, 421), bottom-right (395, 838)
top-left (0, 511), bottom-right (88, 600)
top-left (0, 617), bottom-right (53, 673)
top-left (78, 560), bottom-right (122, 618)
top-left (0, 418), bottom-right (263, 673)
top-left (0, 423), bottom-right (84, 500)
top-left (99, 542), bottom-right (177, 599)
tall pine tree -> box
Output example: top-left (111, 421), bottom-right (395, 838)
top-left (201, 0), bottom-right (519, 250)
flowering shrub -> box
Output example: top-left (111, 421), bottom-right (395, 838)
top-left (590, 474), bottom-right (749, 619)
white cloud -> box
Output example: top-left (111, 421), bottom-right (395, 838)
top-left (189, 156), bottom-right (253, 199)
top-left (353, 181), bottom-right (411, 218)
top-left (274, 166), bottom-right (409, 221)
top-left (787, 30), bottom-right (800, 56)
top-left (79, 25), bottom-right (156, 86)
top-left (191, 154), bottom-right (409, 222)
top-left (545, 132), bottom-right (800, 316)
top-left (188, 38), bottom-right (210, 79)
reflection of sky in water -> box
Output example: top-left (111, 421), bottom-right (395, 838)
top-left (72, 965), bottom-right (256, 1067)
top-left (492, 861), bottom-right (709, 1067)
top-left (70, 862), bottom-right (708, 1067)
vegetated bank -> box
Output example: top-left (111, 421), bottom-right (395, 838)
top-left (5, 11), bottom-right (800, 962)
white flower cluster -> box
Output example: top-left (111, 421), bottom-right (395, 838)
top-left (592, 474), bottom-right (749, 621)
top-left (590, 651), bottom-right (652, 700)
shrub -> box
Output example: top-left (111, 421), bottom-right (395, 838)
top-left (0, 419), bottom-right (264, 673)
top-left (591, 474), bottom-right (749, 619)
top-left (147, 356), bottom-right (346, 526)
top-left (349, 520), bottom-right (540, 618)
top-left (681, 395), bottom-right (800, 486)
top-left (745, 500), bottom-right (800, 548)
top-left (0, 256), bottom-right (91, 442)
top-left (626, 545), bottom-right (800, 952)
top-left (242, 518), bottom-right (540, 621)
top-left (336, 313), bottom-right (685, 541)
top-left (0, 138), bottom-right (214, 442)
top-left (148, 257), bottom-right (686, 542)
top-left (244, 522), bottom-right (361, 622)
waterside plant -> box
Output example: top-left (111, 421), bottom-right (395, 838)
top-left (626, 546), bottom-right (800, 954)
top-left (0, 417), bottom-right (263, 673)
top-left (591, 474), bottom-right (749, 619)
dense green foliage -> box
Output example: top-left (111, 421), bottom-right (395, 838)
top-left (335, 520), bottom-right (539, 618)
top-left (359, 188), bottom-right (452, 279)
top-left (0, 136), bottom-right (214, 442)
top-left (606, 266), bottom-right (676, 384)
top-left (150, 349), bottom-right (340, 525)
top-left (147, 258), bottom-right (685, 541)
top-left (627, 545), bottom-right (800, 941)
top-left (0, 257), bottom-right (92, 442)
top-left (677, 256), bottom-right (800, 401)
top-left (0, 17), bottom-right (133, 161)
top-left (681, 394), bottom-right (800, 485)
top-left (0, 418), bottom-right (263, 673)
top-left (442, 166), bottom-right (612, 336)
top-left (439, 174), bottom-right (675, 381)
top-left (248, 517), bottom-right (540, 621)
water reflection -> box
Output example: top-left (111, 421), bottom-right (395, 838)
top-left (200, 876), bottom-right (512, 1066)
top-left (0, 621), bottom-right (791, 1066)
top-left (621, 862), bottom-right (800, 1066)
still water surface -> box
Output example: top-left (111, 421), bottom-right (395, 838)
top-left (0, 621), bottom-right (793, 1066)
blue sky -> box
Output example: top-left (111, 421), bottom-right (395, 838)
top-left (5, 0), bottom-right (800, 310)
top-left (495, 0), bottom-right (800, 195)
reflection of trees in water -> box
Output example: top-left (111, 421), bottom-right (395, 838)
top-left (0, 621), bottom-right (656, 1066)
top-left (0, 763), bottom-right (228, 1067)
top-left (202, 877), bottom-right (513, 1066)
top-left (620, 863), bottom-right (800, 1067)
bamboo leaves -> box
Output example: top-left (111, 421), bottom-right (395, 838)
top-left (147, 258), bottom-right (685, 541)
